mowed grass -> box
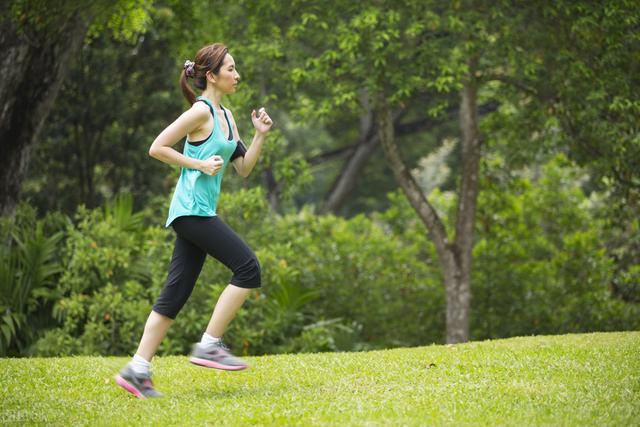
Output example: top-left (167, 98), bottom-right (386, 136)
top-left (1, 332), bottom-right (639, 426)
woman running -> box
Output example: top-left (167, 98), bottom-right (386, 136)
top-left (115, 42), bottom-right (273, 399)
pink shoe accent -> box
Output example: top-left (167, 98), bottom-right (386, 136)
top-left (115, 375), bottom-right (145, 399)
top-left (190, 357), bottom-right (247, 371)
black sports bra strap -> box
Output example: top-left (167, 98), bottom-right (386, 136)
top-left (195, 99), bottom-right (216, 129)
top-left (196, 98), bottom-right (215, 117)
top-left (221, 107), bottom-right (234, 140)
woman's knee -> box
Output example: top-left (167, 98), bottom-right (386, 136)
top-left (231, 256), bottom-right (261, 288)
top-left (152, 292), bottom-right (190, 319)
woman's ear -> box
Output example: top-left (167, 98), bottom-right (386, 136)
top-left (206, 70), bottom-right (216, 84)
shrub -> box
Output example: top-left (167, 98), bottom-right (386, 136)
top-left (0, 204), bottom-right (65, 356)
top-left (22, 155), bottom-right (640, 356)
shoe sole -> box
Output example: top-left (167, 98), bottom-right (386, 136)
top-left (114, 375), bottom-right (145, 399)
top-left (190, 357), bottom-right (248, 371)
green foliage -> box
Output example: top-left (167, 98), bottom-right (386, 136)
top-left (36, 281), bottom-right (151, 356)
top-left (24, 15), bottom-right (186, 213)
top-left (472, 155), bottom-right (640, 338)
top-left (376, 154), bottom-right (640, 341)
top-left (7, 0), bottom-right (153, 43)
top-left (29, 188), bottom-right (443, 356)
top-left (103, 193), bottom-right (144, 231)
top-left (9, 154), bottom-right (637, 356)
top-left (593, 195), bottom-right (640, 305)
top-left (263, 209), bottom-right (443, 349)
top-left (33, 194), bottom-right (167, 356)
top-left (57, 197), bottom-right (146, 295)
top-left (89, 0), bottom-right (154, 43)
top-left (485, 1), bottom-right (640, 201)
top-left (0, 204), bottom-right (65, 356)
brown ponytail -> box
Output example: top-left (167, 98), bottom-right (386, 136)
top-left (180, 43), bottom-right (229, 105)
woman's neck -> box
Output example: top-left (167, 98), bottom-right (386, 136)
top-left (201, 87), bottom-right (224, 108)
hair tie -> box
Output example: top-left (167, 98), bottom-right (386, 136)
top-left (183, 60), bottom-right (195, 78)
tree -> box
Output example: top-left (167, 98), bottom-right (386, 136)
top-left (0, 0), bottom-right (152, 215)
top-left (268, 1), bottom-right (489, 343)
top-left (23, 5), bottom-right (195, 213)
top-left (500, 1), bottom-right (640, 308)
top-left (231, 0), bottom-right (639, 342)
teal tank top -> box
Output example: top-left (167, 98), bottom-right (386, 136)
top-left (166, 96), bottom-right (238, 227)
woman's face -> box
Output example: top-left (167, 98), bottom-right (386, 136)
top-left (210, 54), bottom-right (240, 94)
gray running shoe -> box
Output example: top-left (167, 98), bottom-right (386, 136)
top-left (114, 363), bottom-right (163, 399)
top-left (190, 340), bottom-right (248, 371)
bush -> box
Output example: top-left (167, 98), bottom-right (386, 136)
top-left (33, 195), bottom-right (168, 356)
top-left (31, 188), bottom-right (444, 356)
top-left (16, 154), bottom-right (640, 356)
top-left (0, 203), bottom-right (65, 356)
top-left (471, 155), bottom-right (640, 338)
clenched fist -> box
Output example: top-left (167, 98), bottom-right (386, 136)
top-left (198, 155), bottom-right (224, 176)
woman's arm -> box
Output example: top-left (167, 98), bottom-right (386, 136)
top-left (149, 103), bottom-right (224, 175)
top-left (231, 108), bottom-right (273, 177)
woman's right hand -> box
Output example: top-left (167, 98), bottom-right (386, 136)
top-left (198, 155), bottom-right (224, 176)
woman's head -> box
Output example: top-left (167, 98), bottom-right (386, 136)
top-left (180, 43), bottom-right (240, 104)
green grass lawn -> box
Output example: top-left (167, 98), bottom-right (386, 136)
top-left (1, 332), bottom-right (639, 426)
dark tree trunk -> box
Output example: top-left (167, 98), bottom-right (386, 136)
top-left (446, 80), bottom-right (481, 344)
top-left (0, 13), bottom-right (89, 216)
top-left (262, 166), bottom-right (281, 212)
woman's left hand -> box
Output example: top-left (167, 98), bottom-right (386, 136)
top-left (251, 107), bottom-right (273, 135)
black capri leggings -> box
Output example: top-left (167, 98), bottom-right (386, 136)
top-left (152, 215), bottom-right (261, 319)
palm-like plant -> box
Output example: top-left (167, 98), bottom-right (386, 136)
top-left (0, 222), bottom-right (63, 355)
top-left (103, 193), bottom-right (144, 233)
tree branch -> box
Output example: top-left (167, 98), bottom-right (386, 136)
top-left (376, 93), bottom-right (451, 261)
top-left (482, 73), bottom-right (538, 97)
top-left (307, 144), bottom-right (358, 165)
top-left (308, 100), bottom-right (499, 167)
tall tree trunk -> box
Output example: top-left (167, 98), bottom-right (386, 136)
top-left (376, 78), bottom-right (482, 344)
top-left (447, 80), bottom-right (481, 344)
top-left (0, 13), bottom-right (89, 215)
top-left (377, 94), bottom-right (458, 342)
top-left (262, 166), bottom-right (281, 212)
